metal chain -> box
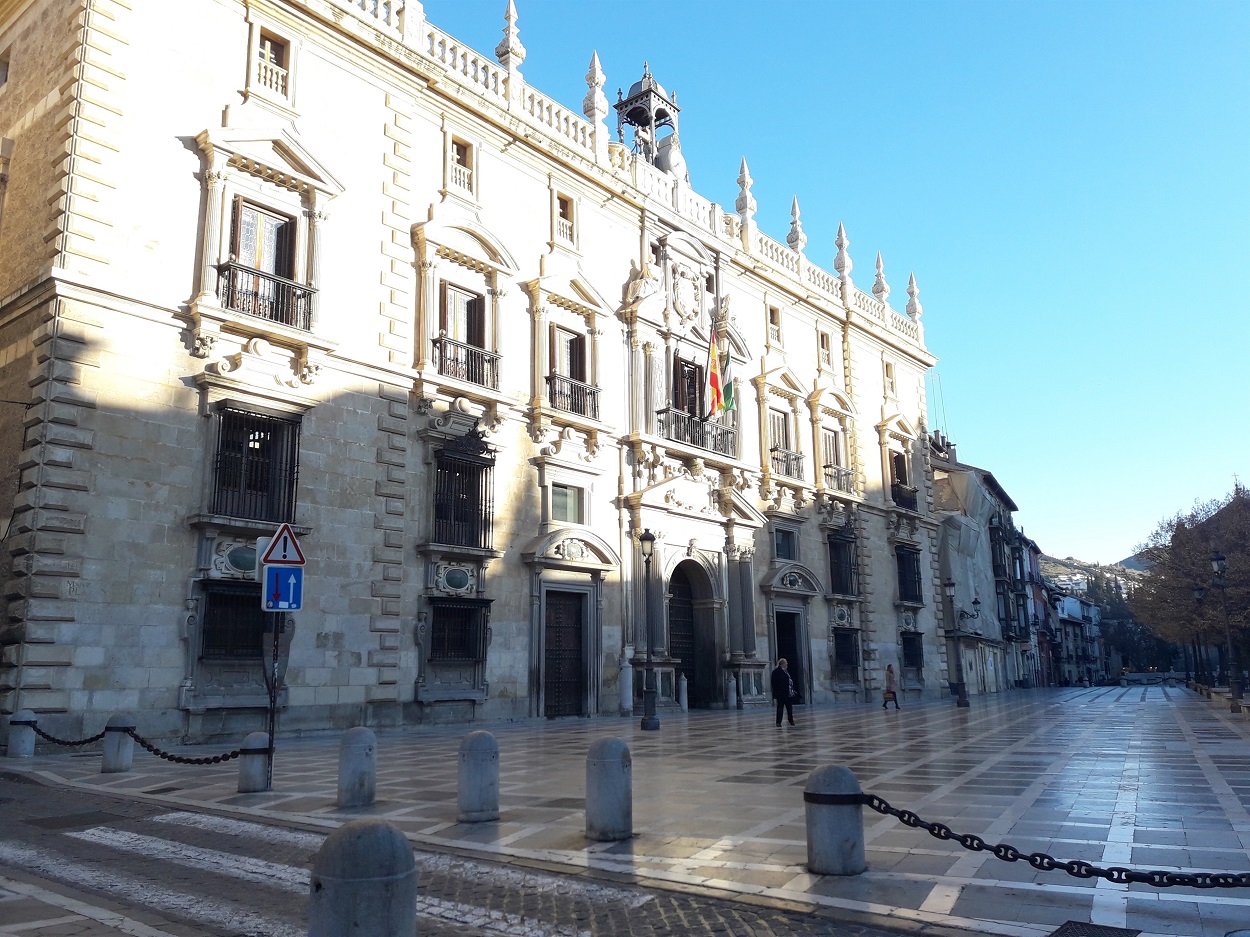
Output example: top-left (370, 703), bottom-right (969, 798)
top-left (123, 729), bottom-right (242, 766)
top-left (863, 794), bottom-right (1250, 889)
top-left (25, 723), bottom-right (107, 747)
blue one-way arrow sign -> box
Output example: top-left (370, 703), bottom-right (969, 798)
top-left (263, 564), bottom-right (303, 611)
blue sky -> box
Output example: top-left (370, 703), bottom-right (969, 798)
top-left (422, 0), bottom-right (1250, 565)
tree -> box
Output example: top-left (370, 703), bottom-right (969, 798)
top-left (1129, 485), bottom-right (1250, 674)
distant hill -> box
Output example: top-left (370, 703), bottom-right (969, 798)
top-left (1040, 554), bottom-right (1146, 593)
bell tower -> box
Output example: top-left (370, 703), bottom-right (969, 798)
top-left (615, 63), bottom-right (681, 170)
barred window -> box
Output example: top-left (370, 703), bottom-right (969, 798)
top-left (211, 408), bottom-right (300, 522)
top-left (895, 546), bottom-right (923, 605)
top-left (433, 451), bottom-right (494, 549)
top-left (828, 531), bottom-right (858, 596)
top-left (900, 631), bottom-right (924, 685)
top-left (201, 581), bottom-right (265, 659)
top-left (832, 628), bottom-right (859, 684)
top-left (428, 598), bottom-right (490, 663)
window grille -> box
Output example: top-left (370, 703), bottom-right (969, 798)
top-left (428, 598), bottom-right (490, 663)
top-left (828, 531), bottom-right (859, 596)
top-left (832, 628), bottom-right (859, 684)
top-left (895, 546), bottom-right (923, 605)
top-left (201, 581), bottom-right (265, 659)
top-left (211, 408), bottom-right (300, 522)
top-left (900, 631), bottom-right (924, 685)
top-left (433, 450), bottom-right (494, 549)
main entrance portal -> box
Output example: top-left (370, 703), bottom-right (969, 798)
top-left (667, 561), bottom-right (718, 708)
top-left (775, 610), bottom-right (805, 705)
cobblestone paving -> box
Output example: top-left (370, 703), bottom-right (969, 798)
top-left (6, 686), bottom-right (1250, 937)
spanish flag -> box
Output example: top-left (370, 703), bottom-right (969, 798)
top-left (703, 327), bottom-right (724, 418)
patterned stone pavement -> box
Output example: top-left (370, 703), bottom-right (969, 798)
top-left (6, 686), bottom-right (1250, 937)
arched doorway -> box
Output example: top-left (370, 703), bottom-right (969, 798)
top-left (667, 560), bottom-right (718, 708)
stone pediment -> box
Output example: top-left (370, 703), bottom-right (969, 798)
top-left (634, 469), bottom-right (766, 528)
top-left (762, 562), bottom-right (823, 597)
top-left (197, 127), bottom-right (343, 198)
top-left (414, 203), bottom-right (519, 273)
top-left (521, 528), bottom-right (620, 570)
top-left (534, 253), bottom-right (611, 317)
top-left (878, 413), bottom-right (917, 439)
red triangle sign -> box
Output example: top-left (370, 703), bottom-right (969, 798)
top-left (260, 523), bottom-right (306, 566)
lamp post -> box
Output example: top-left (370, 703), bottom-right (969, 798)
top-left (1192, 584), bottom-right (1208, 684)
top-left (1212, 551), bottom-right (1241, 710)
top-left (943, 579), bottom-right (979, 708)
top-left (639, 529), bottom-right (660, 731)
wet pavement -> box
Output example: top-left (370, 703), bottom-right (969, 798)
top-left (6, 685), bottom-right (1250, 937)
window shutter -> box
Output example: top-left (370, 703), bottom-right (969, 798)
top-left (572, 332), bottom-right (586, 382)
top-left (438, 281), bottom-right (449, 333)
top-left (468, 292), bottom-right (485, 348)
top-left (672, 357), bottom-right (687, 411)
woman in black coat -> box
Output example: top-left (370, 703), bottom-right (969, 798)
top-left (771, 658), bottom-right (797, 727)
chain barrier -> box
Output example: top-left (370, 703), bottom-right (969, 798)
top-left (11, 720), bottom-right (107, 748)
top-left (861, 793), bottom-right (1250, 889)
top-left (9, 717), bottom-right (245, 766)
top-left (123, 729), bottom-right (244, 766)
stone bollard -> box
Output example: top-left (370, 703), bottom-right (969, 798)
top-left (6, 710), bottom-right (37, 758)
top-left (101, 714), bottom-right (137, 773)
top-left (309, 818), bottom-right (416, 937)
top-left (237, 731), bottom-right (271, 793)
top-left (585, 737), bottom-right (632, 842)
top-left (1119, 678), bottom-right (1127, 687)
top-left (804, 765), bottom-right (867, 876)
top-left (337, 727), bottom-right (377, 809)
top-left (726, 673), bottom-right (738, 710)
top-left (619, 648), bottom-right (633, 716)
top-left (457, 730), bottom-right (499, 822)
top-left (678, 674), bottom-right (688, 712)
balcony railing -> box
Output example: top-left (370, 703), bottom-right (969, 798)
top-left (546, 374), bottom-right (599, 419)
top-left (432, 336), bottom-right (499, 389)
top-left (823, 464), bottom-right (855, 494)
top-left (217, 262), bottom-right (314, 330)
top-left (556, 217), bottom-right (574, 243)
top-left (256, 59), bottom-right (289, 97)
top-left (770, 448), bottom-right (804, 478)
top-left (891, 482), bottom-right (919, 511)
top-left (450, 163), bottom-right (473, 192)
top-left (659, 408), bottom-right (737, 457)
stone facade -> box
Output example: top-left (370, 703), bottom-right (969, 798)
top-left (0, 0), bottom-right (945, 743)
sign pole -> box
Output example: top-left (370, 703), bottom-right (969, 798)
top-left (267, 617), bottom-right (279, 791)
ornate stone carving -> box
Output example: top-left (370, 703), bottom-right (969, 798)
top-left (786, 196), bottom-right (806, 253)
top-left (552, 538), bottom-right (590, 561)
top-left (191, 333), bottom-right (217, 359)
top-left (873, 251), bottom-right (891, 303)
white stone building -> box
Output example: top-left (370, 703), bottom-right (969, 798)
top-left (0, 0), bottom-right (945, 742)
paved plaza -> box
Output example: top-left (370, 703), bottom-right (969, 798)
top-left (6, 685), bottom-right (1250, 937)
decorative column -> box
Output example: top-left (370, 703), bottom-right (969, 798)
top-left (196, 166), bottom-right (226, 305)
top-left (306, 205), bottom-right (327, 332)
top-left (726, 544), bottom-right (744, 657)
top-left (738, 549), bottom-right (757, 657)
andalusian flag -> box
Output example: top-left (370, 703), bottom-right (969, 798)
top-left (720, 338), bottom-right (736, 413)
top-left (703, 328), bottom-right (724, 418)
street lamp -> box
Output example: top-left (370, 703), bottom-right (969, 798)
top-left (639, 529), bottom-right (660, 731)
top-left (1211, 551), bottom-right (1241, 710)
top-left (943, 580), bottom-right (979, 708)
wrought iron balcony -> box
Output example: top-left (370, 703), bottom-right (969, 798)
top-left (658, 408), bottom-right (737, 457)
top-left (823, 464), bottom-right (855, 494)
top-left (770, 448), bottom-right (804, 478)
top-left (217, 262), bottom-right (315, 330)
top-left (546, 374), bottom-right (599, 419)
top-left (432, 336), bottom-right (499, 389)
top-left (891, 482), bottom-right (919, 511)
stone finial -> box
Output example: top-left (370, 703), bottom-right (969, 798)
top-left (834, 222), bottom-right (853, 278)
top-left (583, 51), bottom-right (608, 121)
top-left (906, 272), bottom-right (923, 320)
top-left (872, 251), bottom-right (890, 303)
top-left (735, 157), bottom-right (756, 223)
top-left (495, 0), bottom-right (526, 73)
top-left (786, 195), bottom-right (807, 253)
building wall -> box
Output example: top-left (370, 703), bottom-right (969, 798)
top-left (1, 0), bottom-right (943, 741)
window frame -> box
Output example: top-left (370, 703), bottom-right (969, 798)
top-left (427, 597), bottom-right (490, 664)
top-left (900, 631), bottom-right (924, 685)
top-left (818, 330), bottom-right (833, 367)
top-left (768, 305), bottom-right (782, 344)
top-left (209, 406), bottom-right (301, 524)
top-left (672, 355), bottom-right (704, 418)
top-left (446, 133), bottom-right (478, 200)
top-left (200, 581), bottom-right (266, 661)
top-left (550, 482), bottom-right (585, 525)
top-left (773, 526), bottom-right (799, 562)
top-left (554, 192), bottom-right (577, 247)
top-left (244, 20), bottom-right (298, 109)
top-left (432, 448), bottom-right (495, 550)
top-left (894, 545), bottom-right (924, 606)
top-left (831, 628), bottom-right (860, 685)
top-left (828, 530), bottom-right (859, 597)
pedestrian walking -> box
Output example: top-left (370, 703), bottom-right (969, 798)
top-left (771, 658), bottom-right (797, 727)
top-left (883, 663), bottom-right (900, 709)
